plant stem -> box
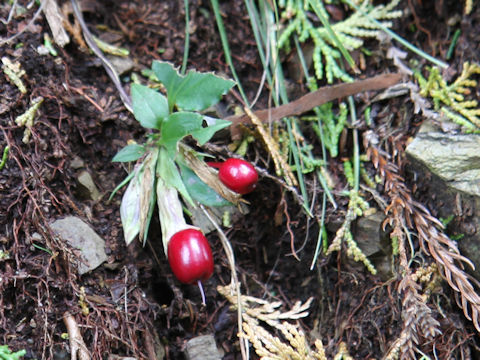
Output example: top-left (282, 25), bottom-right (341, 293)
top-left (181, 0), bottom-right (190, 74)
top-left (0, 146), bottom-right (9, 170)
top-left (156, 176), bottom-right (188, 255)
top-left (197, 280), bottom-right (206, 305)
top-left (348, 96), bottom-right (360, 192)
top-left (210, 0), bottom-right (249, 105)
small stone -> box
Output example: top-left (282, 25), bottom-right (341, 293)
top-left (106, 56), bottom-right (134, 75)
top-left (406, 122), bottom-right (480, 197)
top-left (50, 216), bottom-right (107, 275)
top-left (70, 156), bottom-right (85, 169)
top-left (354, 210), bottom-right (384, 257)
top-left (405, 120), bottom-right (480, 282)
top-left (185, 335), bottom-right (222, 360)
top-left (76, 170), bottom-right (102, 201)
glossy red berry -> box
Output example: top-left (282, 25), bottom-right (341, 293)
top-left (167, 229), bottom-right (214, 284)
top-left (216, 158), bottom-right (258, 194)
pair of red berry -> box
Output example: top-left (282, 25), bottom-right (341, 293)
top-left (167, 158), bottom-right (258, 302)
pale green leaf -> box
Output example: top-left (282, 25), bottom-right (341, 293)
top-left (160, 112), bottom-right (203, 153)
top-left (139, 149), bottom-right (159, 245)
top-left (120, 164), bottom-right (143, 245)
top-left (191, 118), bottom-right (231, 145)
top-left (152, 60), bottom-right (235, 111)
top-left (112, 144), bottom-right (146, 162)
top-left (157, 147), bottom-right (194, 206)
top-left (179, 164), bottom-right (231, 207)
top-left (131, 83), bottom-right (168, 129)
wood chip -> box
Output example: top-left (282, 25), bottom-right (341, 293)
top-left (42, 0), bottom-right (70, 47)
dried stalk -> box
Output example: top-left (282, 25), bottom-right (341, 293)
top-left (63, 312), bottom-right (91, 360)
top-left (365, 132), bottom-right (480, 359)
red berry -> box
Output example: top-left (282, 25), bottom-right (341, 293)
top-left (217, 158), bottom-right (258, 194)
top-left (167, 229), bottom-right (214, 284)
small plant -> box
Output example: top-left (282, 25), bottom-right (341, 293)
top-left (217, 284), bottom-right (326, 360)
top-left (310, 102), bottom-right (347, 158)
top-left (326, 158), bottom-right (376, 274)
top-left (112, 61), bottom-right (243, 293)
top-left (278, 0), bottom-right (402, 83)
top-left (0, 345), bottom-right (26, 360)
top-left (416, 62), bottom-right (480, 133)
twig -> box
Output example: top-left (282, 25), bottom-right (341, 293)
top-left (228, 73), bottom-right (403, 139)
top-left (63, 312), bottom-right (91, 360)
top-left (69, 0), bottom-right (133, 113)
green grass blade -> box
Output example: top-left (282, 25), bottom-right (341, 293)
top-left (181, 0), bottom-right (190, 75)
top-left (347, 96), bottom-right (360, 192)
top-left (294, 36), bottom-right (337, 208)
top-left (285, 117), bottom-right (312, 216)
top-left (308, 0), bottom-right (358, 73)
top-left (310, 193), bottom-right (327, 270)
top-left (210, 0), bottom-right (249, 105)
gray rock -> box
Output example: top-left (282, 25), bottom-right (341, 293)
top-left (353, 210), bottom-right (392, 280)
top-left (70, 156), bottom-right (85, 170)
top-left (107, 55), bottom-right (134, 75)
top-left (187, 203), bottom-right (249, 234)
top-left (406, 126), bottom-right (480, 197)
top-left (185, 335), bottom-right (222, 360)
top-left (50, 216), bottom-right (107, 275)
top-left (354, 211), bottom-right (385, 257)
top-left (76, 170), bottom-right (102, 201)
top-left (406, 121), bottom-right (480, 280)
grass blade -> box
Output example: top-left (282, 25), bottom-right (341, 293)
top-left (210, 0), bottom-right (249, 104)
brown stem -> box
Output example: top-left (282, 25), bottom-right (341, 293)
top-left (227, 73), bottom-right (403, 139)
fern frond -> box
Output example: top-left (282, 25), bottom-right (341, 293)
top-left (278, 0), bottom-right (402, 83)
top-left (326, 187), bottom-right (376, 274)
top-left (217, 285), bottom-right (327, 360)
top-left (416, 62), bottom-right (480, 132)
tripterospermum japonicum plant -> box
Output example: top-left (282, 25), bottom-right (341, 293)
top-left (110, 62), bottom-right (258, 299)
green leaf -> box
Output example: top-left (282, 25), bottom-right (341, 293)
top-left (112, 144), bottom-right (146, 162)
top-left (131, 83), bottom-right (168, 129)
top-left (157, 147), bottom-right (194, 206)
top-left (191, 117), bottom-right (231, 145)
top-left (179, 164), bottom-right (231, 207)
top-left (176, 71), bottom-right (235, 111)
top-left (109, 170), bottom-right (136, 200)
top-left (151, 61), bottom-right (183, 110)
top-left (152, 60), bottom-right (235, 111)
top-left (160, 112), bottom-right (203, 153)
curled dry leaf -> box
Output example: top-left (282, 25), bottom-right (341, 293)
top-left (179, 143), bottom-right (242, 206)
top-left (120, 164), bottom-right (143, 245)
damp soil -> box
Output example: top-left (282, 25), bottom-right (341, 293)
top-left (1, 1), bottom-right (480, 359)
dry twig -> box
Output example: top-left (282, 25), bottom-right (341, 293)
top-left (227, 73), bottom-right (402, 139)
top-left (63, 312), bottom-right (91, 360)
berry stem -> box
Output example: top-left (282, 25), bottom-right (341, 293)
top-left (206, 161), bottom-right (223, 169)
top-left (197, 280), bottom-right (206, 305)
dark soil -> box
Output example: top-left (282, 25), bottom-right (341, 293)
top-left (1, 1), bottom-right (479, 359)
